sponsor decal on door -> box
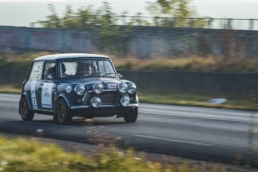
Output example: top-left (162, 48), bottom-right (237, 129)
top-left (41, 83), bottom-right (54, 108)
top-left (30, 80), bottom-right (38, 109)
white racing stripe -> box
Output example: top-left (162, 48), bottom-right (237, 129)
top-left (134, 135), bottom-right (213, 147)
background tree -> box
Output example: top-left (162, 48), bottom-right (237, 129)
top-left (146, 0), bottom-right (209, 27)
top-left (39, 4), bottom-right (60, 28)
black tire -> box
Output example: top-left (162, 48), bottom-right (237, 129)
top-left (53, 113), bottom-right (58, 121)
top-left (56, 99), bottom-right (72, 124)
top-left (20, 97), bottom-right (34, 121)
top-left (123, 107), bottom-right (138, 123)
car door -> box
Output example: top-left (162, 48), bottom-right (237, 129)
top-left (26, 60), bottom-right (44, 110)
top-left (37, 61), bottom-right (57, 111)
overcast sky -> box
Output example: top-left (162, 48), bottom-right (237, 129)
top-left (0, 0), bottom-right (258, 27)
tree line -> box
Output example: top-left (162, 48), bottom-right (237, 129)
top-left (39, 0), bottom-right (209, 56)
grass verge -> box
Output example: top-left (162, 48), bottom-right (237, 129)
top-left (0, 85), bottom-right (21, 94)
top-left (138, 91), bottom-right (257, 111)
top-left (0, 134), bottom-right (234, 172)
top-left (112, 56), bottom-right (258, 73)
top-left (1, 85), bottom-right (256, 111)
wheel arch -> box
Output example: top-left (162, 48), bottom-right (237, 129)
top-left (55, 94), bottom-right (71, 113)
top-left (19, 93), bottom-right (32, 114)
top-left (56, 94), bottom-right (71, 107)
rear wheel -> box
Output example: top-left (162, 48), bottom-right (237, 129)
top-left (56, 99), bottom-right (72, 125)
top-left (123, 107), bottom-right (138, 123)
top-left (20, 97), bottom-right (34, 121)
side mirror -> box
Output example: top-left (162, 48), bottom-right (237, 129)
top-left (118, 74), bottom-right (123, 80)
top-left (22, 80), bottom-right (26, 85)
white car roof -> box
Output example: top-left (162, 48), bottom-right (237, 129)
top-left (34, 53), bottom-right (109, 61)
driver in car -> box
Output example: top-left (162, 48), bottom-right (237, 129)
top-left (83, 63), bottom-right (92, 76)
top-left (76, 62), bottom-right (92, 77)
top-left (61, 63), bottom-right (69, 78)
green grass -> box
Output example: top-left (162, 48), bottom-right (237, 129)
top-left (138, 91), bottom-right (257, 111)
top-left (0, 85), bottom-right (21, 94)
top-left (112, 56), bottom-right (258, 73)
top-left (0, 134), bottom-right (231, 172)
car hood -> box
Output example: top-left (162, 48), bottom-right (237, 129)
top-left (58, 77), bottom-right (128, 91)
top-left (60, 77), bottom-right (120, 84)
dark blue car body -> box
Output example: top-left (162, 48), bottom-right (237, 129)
top-left (19, 53), bottom-right (138, 124)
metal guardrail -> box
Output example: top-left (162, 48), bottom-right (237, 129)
top-left (31, 15), bottom-right (258, 31)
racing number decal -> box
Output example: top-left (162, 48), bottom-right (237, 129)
top-left (41, 83), bottom-right (54, 108)
top-left (30, 80), bottom-right (38, 109)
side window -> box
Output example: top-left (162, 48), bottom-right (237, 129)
top-left (98, 61), bottom-right (115, 76)
top-left (98, 61), bottom-right (105, 74)
top-left (29, 61), bottom-right (43, 81)
top-left (43, 61), bottom-right (55, 80)
top-left (104, 61), bottom-right (114, 73)
top-left (63, 62), bottom-right (77, 75)
top-left (60, 62), bottom-right (77, 78)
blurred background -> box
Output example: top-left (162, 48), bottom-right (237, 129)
top-left (1, 0), bottom-right (258, 109)
top-left (1, 1), bottom-right (258, 171)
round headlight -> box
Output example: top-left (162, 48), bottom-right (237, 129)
top-left (120, 96), bottom-right (130, 107)
top-left (74, 85), bottom-right (86, 96)
top-left (66, 86), bottom-right (72, 93)
top-left (91, 97), bottom-right (101, 108)
top-left (118, 82), bottom-right (128, 93)
top-left (127, 83), bottom-right (136, 94)
top-left (93, 83), bottom-right (103, 94)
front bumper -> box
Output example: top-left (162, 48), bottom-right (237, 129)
top-left (70, 103), bottom-right (138, 109)
top-left (70, 104), bottom-right (138, 117)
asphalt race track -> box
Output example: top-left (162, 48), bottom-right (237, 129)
top-left (0, 93), bottom-right (258, 166)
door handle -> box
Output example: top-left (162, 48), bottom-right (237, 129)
top-left (39, 83), bottom-right (44, 86)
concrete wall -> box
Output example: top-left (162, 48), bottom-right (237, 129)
top-left (128, 27), bottom-right (258, 58)
top-left (118, 70), bottom-right (258, 96)
top-left (1, 26), bottom-right (258, 58)
top-left (1, 65), bottom-right (257, 96)
top-left (0, 26), bottom-right (96, 53)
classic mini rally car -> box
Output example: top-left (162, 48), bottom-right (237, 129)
top-left (19, 53), bottom-right (138, 124)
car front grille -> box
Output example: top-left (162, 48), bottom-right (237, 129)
top-left (82, 92), bottom-right (120, 105)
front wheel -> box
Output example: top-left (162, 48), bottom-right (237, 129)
top-left (20, 97), bottom-right (34, 121)
top-left (56, 99), bottom-right (72, 125)
top-left (123, 107), bottom-right (138, 123)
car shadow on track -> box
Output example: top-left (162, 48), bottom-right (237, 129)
top-left (32, 117), bottom-right (131, 126)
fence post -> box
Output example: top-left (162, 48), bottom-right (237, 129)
top-left (56, 19), bottom-right (60, 29)
top-left (208, 18), bottom-right (213, 29)
top-left (249, 19), bottom-right (254, 30)
top-left (227, 18), bottom-right (232, 29)
top-left (154, 17), bottom-right (159, 26)
top-left (169, 17), bottom-right (174, 28)
top-left (136, 13), bottom-right (142, 26)
top-left (190, 18), bottom-right (194, 28)
top-left (121, 15), bottom-right (126, 25)
top-left (81, 15), bottom-right (86, 29)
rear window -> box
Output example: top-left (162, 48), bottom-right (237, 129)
top-left (29, 61), bottom-right (43, 80)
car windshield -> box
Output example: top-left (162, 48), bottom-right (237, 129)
top-left (59, 59), bottom-right (116, 78)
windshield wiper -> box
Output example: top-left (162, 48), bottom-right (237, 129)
top-left (101, 73), bottom-right (115, 77)
top-left (92, 72), bottom-right (101, 75)
top-left (84, 72), bottom-right (101, 77)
